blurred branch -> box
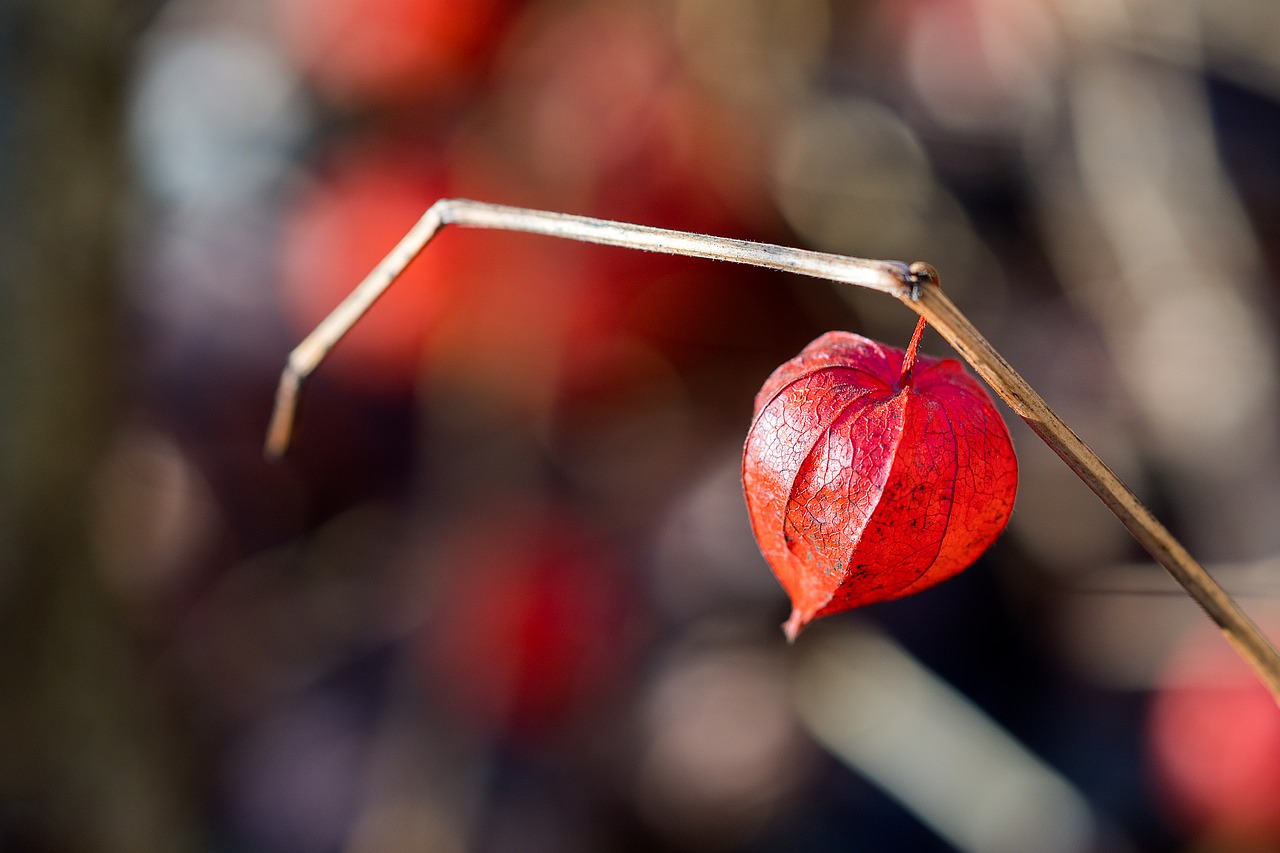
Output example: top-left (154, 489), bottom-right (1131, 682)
top-left (0, 2), bottom-right (191, 850)
top-left (794, 622), bottom-right (1103, 853)
top-left (266, 199), bottom-right (1280, 705)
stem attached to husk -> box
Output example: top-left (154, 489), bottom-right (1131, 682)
top-left (898, 316), bottom-right (929, 388)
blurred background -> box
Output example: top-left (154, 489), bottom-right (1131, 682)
top-left (5, 0), bottom-right (1280, 850)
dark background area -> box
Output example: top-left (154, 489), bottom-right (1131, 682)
top-left (4, 1), bottom-right (1280, 850)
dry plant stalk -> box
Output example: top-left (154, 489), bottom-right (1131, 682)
top-left (266, 199), bottom-right (1280, 702)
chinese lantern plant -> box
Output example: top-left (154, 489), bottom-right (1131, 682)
top-left (265, 199), bottom-right (1280, 705)
top-left (742, 319), bottom-right (1017, 640)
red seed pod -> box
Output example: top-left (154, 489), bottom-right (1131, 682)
top-left (742, 323), bottom-right (1017, 640)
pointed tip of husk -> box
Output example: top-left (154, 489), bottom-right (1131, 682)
top-left (783, 610), bottom-right (806, 644)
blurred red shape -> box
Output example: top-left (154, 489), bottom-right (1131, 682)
top-left (418, 511), bottom-right (641, 736)
top-left (1149, 627), bottom-right (1280, 842)
top-left (742, 328), bottom-right (1017, 639)
top-left (271, 0), bottom-right (513, 104)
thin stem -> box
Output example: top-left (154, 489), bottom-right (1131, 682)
top-left (266, 199), bottom-right (1280, 703)
top-left (898, 315), bottom-right (928, 387)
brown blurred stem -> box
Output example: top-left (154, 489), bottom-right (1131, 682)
top-left (267, 200), bottom-right (1280, 703)
top-left (1, 1), bottom-right (193, 849)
